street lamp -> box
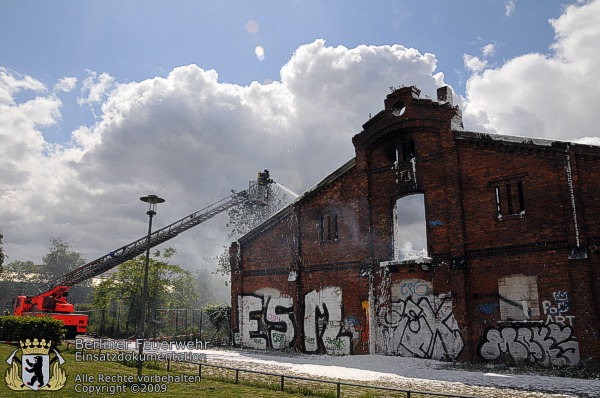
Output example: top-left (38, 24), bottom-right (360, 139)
top-left (138, 194), bottom-right (165, 376)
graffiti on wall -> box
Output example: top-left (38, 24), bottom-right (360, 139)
top-left (542, 291), bottom-right (574, 326)
top-left (361, 300), bottom-right (370, 344)
top-left (377, 214), bottom-right (388, 242)
top-left (375, 279), bottom-right (464, 360)
top-left (398, 279), bottom-right (433, 298)
top-left (237, 288), bottom-right (295, 350)
top-left (304, 287), bottom-right (352, 355)
top-left (477, 323), bottom-right (580, 366)
top-left (237, 286), bottom-right (354, 355)
top-left (476, 303), bottom-right (500, 315)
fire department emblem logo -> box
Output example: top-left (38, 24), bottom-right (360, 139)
top-left (5, 338), bottom-right (66, 391)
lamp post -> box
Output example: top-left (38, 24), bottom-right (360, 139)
top-left (138, 194), bottom-right (165, 376)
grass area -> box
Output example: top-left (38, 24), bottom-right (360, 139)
top-left (0, 343), bottom-right (316, 398)
top-left (0, 342), bottom-right (420, 398)
top-left (3, 342), bottom-right (579, 398)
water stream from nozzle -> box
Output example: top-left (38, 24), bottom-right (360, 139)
top-left (274, 182), bottom-right (299, 198)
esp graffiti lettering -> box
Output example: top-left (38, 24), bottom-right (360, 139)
top-left (237, 288), bottom-right (294, 350)
top-left (238, 286), bottom-right (354, 355)
top-left (304, 287), bottom-right (352, 355)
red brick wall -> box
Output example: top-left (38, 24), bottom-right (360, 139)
top-left (231, 86), bottom-right (600, 364)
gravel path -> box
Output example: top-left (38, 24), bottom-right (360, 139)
top-left (197, 348), bottom-right (600, 398)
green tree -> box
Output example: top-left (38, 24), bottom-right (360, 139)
top-left (203, 303), bottom-right (232, 343)
top-left (42, 237), bottom-right (86, 280)
top-left (204, 303), bottom-right (231, 330)
top-left (0, 260), bottom-right (40, 312)
top-left (0, 231), bottom-right (4, 273)
top-left (1, 260), bottom-right (41, 283)
top-left (92, 248), bottom-right (197, 336)
top-left (40, 237), bottom-right (90, 304)
top-left (0, 239), bottom-right (91, 311)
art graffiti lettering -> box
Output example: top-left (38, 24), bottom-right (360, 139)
top-left (376, 279), bottom-right (464, 360)
top-left (304, 287), bottom-right (352, 355)
top-left (542, 291), bottom-right (574, 326)
top-left (543, 291), bottom-right (570, 315)
top-left (477, 323), bottom-right (580, 366)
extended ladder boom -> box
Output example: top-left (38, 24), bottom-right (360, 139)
top-left (35, 189), bottom-right (249, 294)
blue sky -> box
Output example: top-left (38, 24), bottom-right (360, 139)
top-left (1, 0), bottom-right (599, 291)
top-left (2, 1), bottom-right (566, 143)
top-left (1, 1), bottom-right (561, 86)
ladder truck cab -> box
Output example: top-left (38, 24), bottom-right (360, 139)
top-left (12, 171), bottom-right (274, 338)
top-left (13, 286), bottom-right (88, 338)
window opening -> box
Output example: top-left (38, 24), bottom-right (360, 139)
top-left (402, 141), bottom-right (415, 162)
top-left (320, 214), bottom-right (338, 242)
top-left (495, 186), bottom-right (502, 217)
top-left (517, 181), bottom-right (525, 211)
top-left (393, 194), bottom-right (428, 260)
top-left (495, 181), bottom-right (525, 219)
top-left (391, 101), bottom-right (406, 117)
top-left (393, 140), bottom-right (416, 165)
top-left (506, 184), bottom-right (513, 215)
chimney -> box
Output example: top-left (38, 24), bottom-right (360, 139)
top-left (437, 86), bottom-right (453, 106)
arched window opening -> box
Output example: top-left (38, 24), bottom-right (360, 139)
top-left (393, 194), bottom-right (428, 260)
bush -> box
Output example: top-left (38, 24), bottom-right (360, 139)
top-left (204, 304), bottom-right (231, 328)
top-left (0, 316), bottom-right (65, 346)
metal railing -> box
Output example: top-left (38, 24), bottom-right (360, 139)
top-left (165, 357), bottom-right (482, 398)
top-left (67, 343), bottom-right (483, 398)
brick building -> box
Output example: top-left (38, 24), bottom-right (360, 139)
top-left (230, 86), bottom-right (599, 366)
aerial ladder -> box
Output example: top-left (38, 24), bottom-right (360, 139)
top-left (12, 170), bottom-right (274, 337)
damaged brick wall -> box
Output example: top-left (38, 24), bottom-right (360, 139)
top-left (230, 86), bottom-right (600, 365)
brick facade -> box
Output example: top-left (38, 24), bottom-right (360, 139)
top-left (231, 86), bottom-right (600, 365)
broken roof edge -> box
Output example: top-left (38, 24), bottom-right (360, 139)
top-left (456, 130), bottom-right (600, 153)
top-left (237, 158), bottom-right (357, 245)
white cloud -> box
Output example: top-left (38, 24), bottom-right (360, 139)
top-left (505, 0), bottom-right (516, 17)
top-left (463, 0), bottom-right (600, 141)
top-left (0, 40), bottom-right (447, 285)
top-left (0, 71), bottom-right (73, 232)
top-left (2, 0), bottom-right (598, 298)
top-left (54, 77), bottom-right (77, 93)
top-left (0, 67), bottom-right (46, 105)
top-left (78, 71), bottom-right (114, 106)
top-left (463, 54), bottom-right (488, 74)
top-left (481, 44), bottom-right (496, 57)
